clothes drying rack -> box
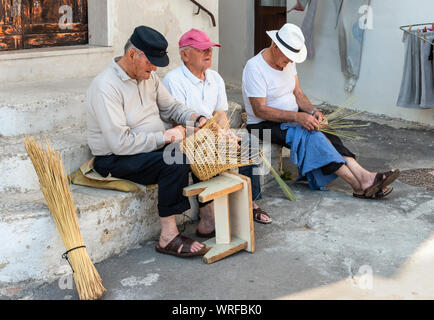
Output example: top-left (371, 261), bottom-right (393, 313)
top-left (399, 23), bottom-right (434, 45)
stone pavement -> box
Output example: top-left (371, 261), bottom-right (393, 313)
top-left (2, 103), bottom-right (434, 300)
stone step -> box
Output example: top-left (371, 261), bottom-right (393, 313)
top-left (0, 78), bottom-right (92, 137)
top-left (0, 76), bottom-right (243, 138)
top-left (0, 184), bottom-right (197, 285)
top-left (0, 127), bottom-right (91, 193)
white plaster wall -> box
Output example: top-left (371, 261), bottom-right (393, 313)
top-left (0, 0), bottom-right (219, 84)
top-left (287, 0), bottom-right (434, 126)
top-left (108, 0), bottom-right (219, 77)
top-left (218, 0), bottom-right (255, 87)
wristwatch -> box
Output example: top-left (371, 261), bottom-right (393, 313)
top-left (194, 115), bottom-right (206, 128)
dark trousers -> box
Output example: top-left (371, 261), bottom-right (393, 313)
top-left (94, 149), bottom-right (191, 218)
top-left (239, 165), bottom-right (262, 201)
top-left (246, 121), bottom-right (356, 176)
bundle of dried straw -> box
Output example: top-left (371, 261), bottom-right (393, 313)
top-left (24, 136), bottom-right (105, 300)
top-left (319, 97), bottom-right (369, 140)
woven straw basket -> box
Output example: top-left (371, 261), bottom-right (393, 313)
top-left (180, 112), bottom-right (259, 181)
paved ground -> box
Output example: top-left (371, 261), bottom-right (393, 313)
top-left (3, 100), bottom-right (434, 300)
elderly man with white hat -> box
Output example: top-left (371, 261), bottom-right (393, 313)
top-left (242, 23), bottom-right (400, 199)
top-left (163, 29), bottom-right (272, 238)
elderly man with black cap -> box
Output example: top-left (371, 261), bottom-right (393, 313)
top-left (86, 26), bottom-right (209, 258)
top-left (242, 23), bottom-right (400, 199)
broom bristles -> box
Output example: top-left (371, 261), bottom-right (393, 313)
top-left (25, 136), bottom-right (105, 300)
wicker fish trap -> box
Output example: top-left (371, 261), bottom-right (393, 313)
top-left (180, 111), bottom-right (260, 181)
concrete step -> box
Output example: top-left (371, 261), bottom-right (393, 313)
top-left (0, 127), bottom-right (91, 193)
top-left (0, 184), bottom-right (174, 284)
top-left (0, 78), bottom-right (92, 137)
top-left (0, 76), bottom-right (243, 138)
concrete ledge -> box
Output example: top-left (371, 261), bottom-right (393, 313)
top-left (0, 46), bottom-right (114, 62)
top-left (0, 78), bottom-right (92, 137)
top-left (0, 127), bottom-right (91, 193)
top-left (0, 185), bottom-right (163, 284)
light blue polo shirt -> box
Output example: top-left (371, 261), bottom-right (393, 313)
top-left (162, 62), bottom-right (228, 119)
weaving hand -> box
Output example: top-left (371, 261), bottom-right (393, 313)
top-left (314, 110), bottom-right (327, 125)
top-left (218, 128), bottom-right (241, 151)
top-left (164, 125), bottom-right (186, 143)
top-left (296, 112), bottom-right (320, 131)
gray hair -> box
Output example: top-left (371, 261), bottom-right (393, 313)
top-left (124, 39), bottom-right (141, 55)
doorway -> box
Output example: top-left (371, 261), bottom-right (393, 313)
top-left (254, 0), bottom-right (287, 55)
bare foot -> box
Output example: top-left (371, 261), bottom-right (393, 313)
top-left (197, 202), bottom-right (215, 235)
top-left (253, 202), bottom-right (271, 223)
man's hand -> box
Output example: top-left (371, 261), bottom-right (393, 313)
top-left (197, 116), bottom-right (208, 129)
top-left (163, 125), bottom-right (186, 143)
top-left (313, 110), bottom-right (328, 127)
top-left (295, 113), bottom-right (320, 131)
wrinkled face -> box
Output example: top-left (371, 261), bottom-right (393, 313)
top-left (182, 46), bottom-right (213, 71)
top-left (129, 49), bottom-right (157, 80)
top-left (272, 44), bottom-right (293, 69)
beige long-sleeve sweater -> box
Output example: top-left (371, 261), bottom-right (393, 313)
top-left (86, 57), bottom-right (195, 156)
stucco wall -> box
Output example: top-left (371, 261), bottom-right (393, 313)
top-left (287, 0), bottom-right (434, 126)
top-left (218, 0), bottom-right (434, 126)
top-left (109, 0), bottom-right (219, 78)
top-left (218, 0), bottom-right (255, 87)
top-left (0, 0), bottom-right (219, 83)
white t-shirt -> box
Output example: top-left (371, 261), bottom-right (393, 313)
top-left (242, 50), bottom-right (299, 124)
top-left (162, 63), bottom-right (228, 119)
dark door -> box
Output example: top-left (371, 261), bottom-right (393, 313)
top-left (254, 0), bottom-right (287, 55)
top-left (0, 0), bottom-right (88, 51)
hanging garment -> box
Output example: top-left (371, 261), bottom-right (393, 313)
top-left (420, 34), bottom-right (434, 108)
top-left (301, 0), bottom-right (319, 60)
top-left (336, 0), bottom-right (371, 92)
top-left (397, 31), bottom-right (434, 109)
top-left (287, 0), bottom-right (309, 13)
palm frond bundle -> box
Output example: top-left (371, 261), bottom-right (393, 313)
top-left (24, 137), bottom-right (105, 300)
top-left (319, 97), bottom-right (369, 140)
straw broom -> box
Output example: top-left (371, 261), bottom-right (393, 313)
top-left (24, 136), bottom-right (105, 300)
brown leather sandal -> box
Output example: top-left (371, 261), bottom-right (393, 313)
top-left (155, 234), bottom-right (207, 258)
top-left (378, 170), bottom-right (400, 189)
top-left (353, 187), bottom-right (393, 200)
top-left (363, 173), bottom-right (387, 197)
top-left (253, 207), bottom-right (272, 224)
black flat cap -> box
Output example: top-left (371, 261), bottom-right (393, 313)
top-left (130, 26), bottom-right (169, 67)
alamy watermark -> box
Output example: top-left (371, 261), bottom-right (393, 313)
top-left (59, 5), bottom-right (73, 30)
top-left (161, 126), bottom-right (273, 176)
top-left (359, 5), bottom-right (374, 30)
top-left (345, 259), bottom-right (374, 290)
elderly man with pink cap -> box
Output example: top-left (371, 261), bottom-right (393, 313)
top-left (163, 29), bottom-right (272, 238)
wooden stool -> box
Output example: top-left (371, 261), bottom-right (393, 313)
top-left (183, 171), bottom-right (255, 264)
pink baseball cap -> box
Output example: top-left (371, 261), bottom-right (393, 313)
top-left (179, 28), bottom-right (221, 50)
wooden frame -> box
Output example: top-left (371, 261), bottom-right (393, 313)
top-left (184, 171), bottom-right (255, 264)
top-left (0, 0), bottom-right (88, 51)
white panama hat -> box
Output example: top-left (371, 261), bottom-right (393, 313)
top-left (266, 23), bottom-right (307, 63)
